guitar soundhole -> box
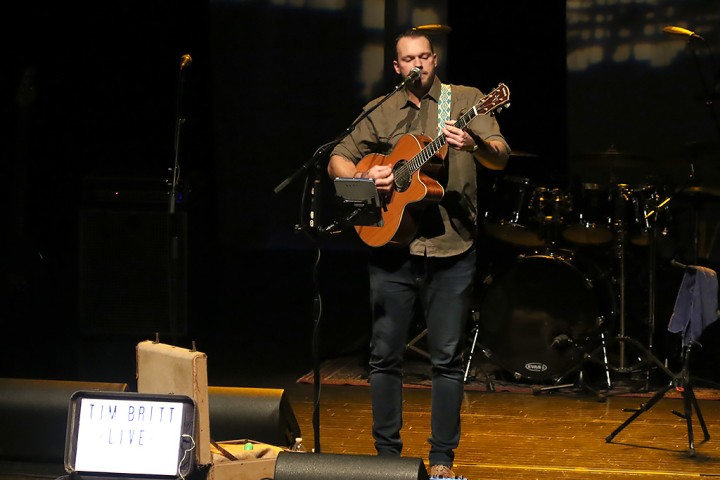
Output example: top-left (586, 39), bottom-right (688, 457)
top-left (393, 161), bottom-right (411, 192)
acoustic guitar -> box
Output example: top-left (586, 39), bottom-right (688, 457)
top-left (354, 83), bottom-right (510, 247)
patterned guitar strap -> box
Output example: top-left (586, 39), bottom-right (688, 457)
top-left (437, 83), bottom-right (452, 136)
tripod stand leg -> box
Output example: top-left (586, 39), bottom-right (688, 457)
top-left (686, 384), bottom-right (711, 442)
top-left (671, 385), bottom-right (711, 456)
top-left (605, 382), bottom-right (674, 443)
top-left (678, 388), bottom-right (697, 456)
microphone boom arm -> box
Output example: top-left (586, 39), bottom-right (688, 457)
top-left (273, 69), bottom-right (420, 195)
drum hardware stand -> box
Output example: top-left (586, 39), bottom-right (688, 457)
top-left (406, 328), bottom-right (431, 361)
top-left (464, 309), bottom-right (480, 382)
top-left (641, 194), bottom-right (672, 390)
top-left (603, 185), bottom-right (655, 388)
top-left (462, 309), bottom-right (496, 391)
top-left (407, 308), bottom-right (497, 391)
top-left (530, 328), bottom-right (613, 401)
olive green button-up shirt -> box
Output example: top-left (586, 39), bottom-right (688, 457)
top-left (332, 76), bottom-right (509, 257)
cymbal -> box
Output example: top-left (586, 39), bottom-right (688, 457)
top-left (572, 149), bottom-right (652, 168)
top-left (510, 150), bottom-right (539, 158)
top-left (675, 185), bottom-right (720, 201)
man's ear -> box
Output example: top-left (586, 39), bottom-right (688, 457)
top-left (393, 60), bottom-right (400, 75)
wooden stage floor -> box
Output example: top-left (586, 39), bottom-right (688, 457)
top-left (283, 382), bottom-right (720, 479)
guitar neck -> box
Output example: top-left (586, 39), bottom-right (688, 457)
top-left (406, 84), bottom-right (507, 176)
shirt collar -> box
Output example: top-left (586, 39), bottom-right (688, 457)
top-left (400, 75), bottom-right (443, 108)
top-left (427, 76), bottom-right (443, 102)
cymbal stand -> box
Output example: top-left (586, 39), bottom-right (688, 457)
top-left (613, 185), bottom-right (632, 374)
top-left (617, 229), bottom-right (627, 372)
top-left (642, 193), bottom-right (671, 389)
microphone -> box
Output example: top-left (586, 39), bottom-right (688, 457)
top-left (180, 54), bottom-right (193, 70)
top-left (663, 26), bottom-right (704, 41)
top-left (406, 66), bottom-right (422, 82)
top-left (396, 66), bottom-right (422, 89)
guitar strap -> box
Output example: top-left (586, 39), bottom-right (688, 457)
top-left (437, 83), bottom-right (452, 136)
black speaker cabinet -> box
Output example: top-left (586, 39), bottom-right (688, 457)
top-left (208, 387), bottom-right (301, 448)
top-left (274, 452), bottom-right (429, 480)
top-left (78, 209), bottom-right (187, 335)
top-left (0, 378), bottom-right (128, 464)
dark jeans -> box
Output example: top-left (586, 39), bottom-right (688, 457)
top-left (367, 247), bottom-right (476, 466)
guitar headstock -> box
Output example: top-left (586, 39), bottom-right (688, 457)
top-left (478, 83), bottom-right (510, 115)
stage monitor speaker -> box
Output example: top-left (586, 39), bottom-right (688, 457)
top-left (208, 386), bottom-right (301, 448)
top-left (274, 452), bottom-right (429, 480)
top-left (78, 209), bottom-right (187, 336)
top-left (0, 378), bottom-right (128, 463)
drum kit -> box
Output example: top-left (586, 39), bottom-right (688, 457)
top-left (472, 149), bottom-right (717, 388)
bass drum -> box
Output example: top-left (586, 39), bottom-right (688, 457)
top-left (477, 252), bottom-right (615, 382)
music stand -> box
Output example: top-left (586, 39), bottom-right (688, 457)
top-left (332, 178), bottom-right (384, 228)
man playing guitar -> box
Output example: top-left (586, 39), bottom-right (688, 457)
top-left (328, 29), bottom-right (510, 479)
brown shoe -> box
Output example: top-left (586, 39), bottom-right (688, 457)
top-left (429, 465), bottom-right (455, 478)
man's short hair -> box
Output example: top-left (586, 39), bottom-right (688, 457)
top-left (395, 29), bottom-right (435, 53)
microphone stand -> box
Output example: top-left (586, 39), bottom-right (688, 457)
top-left (686, 35), bottom-right (720, 139)
top-left (273, 72), bottom-right (418, 454)
top-left (677, 33), bottom-right (719, 266)
top-left (167, 56), bottom-right (191, 345)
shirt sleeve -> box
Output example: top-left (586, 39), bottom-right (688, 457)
top-left (331, 99), bottom-right (384, 165)
top-left (456, 85), bottom-right (510, 153)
